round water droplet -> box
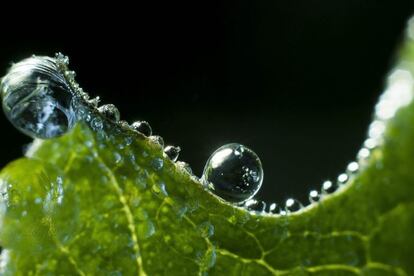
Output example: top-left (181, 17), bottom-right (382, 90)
top-left (247, 200), bottom-right (266, 212)
top-left (91, 117), bottom-right (103, 131)
top-left (244, 199), bottom-right (257, 208)
top-left (357, 148), bottom-right (370, 160)
top-left (197, 221), bottom-right (214, 238)
top-left (364, 138), bottom-right (378, 149)
top-left (118, 120), bottom-right (130, 129)
top-left (309, 190), bottom-right (321, 203)
top-left (98, 104), bottom-right (120, 122)
top-left (347, 162), bottom-right (359, 173)
top-left (337, 173), bottom-right (348, 184)
top-left (1, 55), bottom-right (77, 139)
top-left (285, 198), bottom-right (302, 213)
top-left (278, 209), bottom-right (287, 216)
top-left (152, 157), bottom-right (164, 170)
top-left (113, 152), bottom-right (123, 164)
top-left (202, 143), bottom-right (263, 203)
top-left (321, 180), bottom-right (337, 194)
top-left (164, 145), bottom-right (181, 162)
top-left (131, 120), bottom-right (152, 136)
top-left (268, 202), bottom-right (277, 213)
top-left (151, 182), bottom-right (168, 198)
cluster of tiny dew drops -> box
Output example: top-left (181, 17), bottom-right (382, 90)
top-left (0, 53), bottom-right (183, 166)
top-left (1, 53), bottom-right (411, 216)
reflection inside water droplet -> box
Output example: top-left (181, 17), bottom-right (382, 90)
top-left (1, 55), bottom-right (77, 139)
top-left (202, 143), bottom-right (263, 203)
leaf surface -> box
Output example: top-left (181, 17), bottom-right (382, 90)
top-left (1, 21), bottom-right (414, 276)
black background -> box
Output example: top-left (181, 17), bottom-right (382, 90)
top-left (1, 2), bottom-right (414, 204)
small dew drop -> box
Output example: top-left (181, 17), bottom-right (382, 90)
top-left (98, 104), bottom-right (120, 122)
top-left (202, 143), bottom-right (263, 203)
top-left (246, 200), bottom-right (266, 212)
top-left (203, 247), bottom-right (217, 270)
top-left (118, 120), bottom-right (130, 129)
top-left (244, 199), bottom-right (257, 207)
top-left (131, 121), bottom-right (152, 137)
top-left (164, 145), bottom-right (181, 162)
top-left (88, 96), bottom-right (101, 107)
top-left (268, 203), bottom-right (277, 213)
top-left (91, 117), bottom-right (103, 131)
top-left (152, 158), bottom-right (164, 170)
top-left (278, 209), bottom-right (287, 216)
top-left (113, 152), bottom-right (123, 165)
top-left (364, 138), bottom-right (378, 149)
top-left (358, 148), bottom-right (370, 160)
top-left (176, 161), bottom-right (193, 174)
top-left (368, 120), bottom-right (386, 139)
top-left (76, 107), bottom-right (91, 122)
top-left (124, 136), bottom-right (133, 146)
top-left (337, 173), bottom-right (348, 184)
top-left (197, 221), bottom-right (214, 238)
top-left (137, 221), bottom-right (155, 239)
top-left (321, 180), bottom-right (337, 194)
top-left (34, 197), bottom-right (42, 204)
top-left (151, 182), bottom-right (168, 198)
top-left (347, 162), bottom-right (359, 173)
top-left (309, 190), bottom-right (321, 203)
top-left (64, 70), bottom-right (76, 80)
top-left (285, 198), bottom-right (302, 213)
top-left (149, 135), bottom-right (165, 148)
top-left (85, 140), bottom-right (94, 148)
top-left (55, 52), bottom-right (69, 65)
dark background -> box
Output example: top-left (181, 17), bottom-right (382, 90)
top-left (1, 2), bottom-right (414, 205)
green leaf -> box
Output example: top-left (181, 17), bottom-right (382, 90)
top-left (1, 21), bottom-right (414, 276)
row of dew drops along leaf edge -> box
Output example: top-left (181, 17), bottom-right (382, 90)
top-left (0, 46), bottom-right (413, 217)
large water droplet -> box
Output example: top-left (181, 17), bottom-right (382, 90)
top-left (1, 55), bottom-right (77, 139)
top-left (202, 143), bottom-right (263, 203)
